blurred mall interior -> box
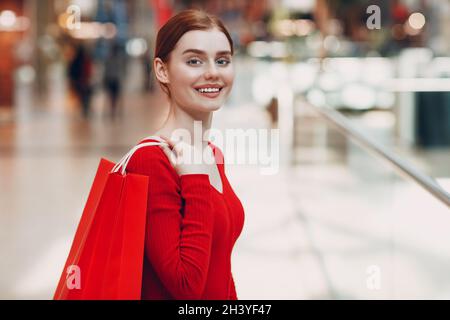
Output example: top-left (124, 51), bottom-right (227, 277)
top-left (1, 0), bottom-right (450, 299)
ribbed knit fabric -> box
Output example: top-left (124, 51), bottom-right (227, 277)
top-left (126, 138), bottom-right (245, 300)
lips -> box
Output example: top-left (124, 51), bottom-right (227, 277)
top-left (193, 85), bottom-right (224, 98)
top-left (194, 84), bottom-right (223, 90)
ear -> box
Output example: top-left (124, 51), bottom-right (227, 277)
top-left (153, 57), bottom-right (170, 85)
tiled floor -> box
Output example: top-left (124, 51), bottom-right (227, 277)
top-left (1, 58), bottom-right (449, 299)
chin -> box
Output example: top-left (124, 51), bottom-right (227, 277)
top-left (203, 103), bottom-right (222, 111)
top-left (206, 102), bottom-right (223, 111)
top-left (193, 98), bottom-right (225, 112)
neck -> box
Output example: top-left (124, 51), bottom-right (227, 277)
top-left (157, 101), bottom-right (213, 145)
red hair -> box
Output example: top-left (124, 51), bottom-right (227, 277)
top-left (154, 9), bottom-right (234, 97)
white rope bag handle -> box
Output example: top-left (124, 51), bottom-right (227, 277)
top-left (111, 135), bottom-right (169, 175)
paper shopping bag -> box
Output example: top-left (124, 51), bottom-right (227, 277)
top-left (53, 158), bottom-right (149, 300)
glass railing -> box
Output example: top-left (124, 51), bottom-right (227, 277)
top-left (235, 90), bottom-right (449, 299)
top-left (232, 56), bottom-right (450, 184)
top-left (225, 56), bottom-right (450, 298)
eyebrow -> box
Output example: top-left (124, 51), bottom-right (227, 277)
top-left (182, 49), bottom-right (232, 56)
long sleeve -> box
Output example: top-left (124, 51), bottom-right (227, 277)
top-left (129, 147), bottom-right (214, 299)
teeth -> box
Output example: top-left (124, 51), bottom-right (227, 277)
top-left (198, 87), bottom-right (220, 93)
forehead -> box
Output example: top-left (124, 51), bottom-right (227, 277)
top-left (174, 29), bottom-right (231, 54)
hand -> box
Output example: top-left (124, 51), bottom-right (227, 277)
top-left (158, 135), bottom-right (215, 176)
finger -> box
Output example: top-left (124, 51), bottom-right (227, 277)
top-left (158, 134), bottom-right (176, 150)
top-left (173, 141), bottom-right (190, 162)
top-left (158, 134), bottom-right (184, 160)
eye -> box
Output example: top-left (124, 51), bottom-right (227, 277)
top-left (187, 58), bottom-right (202, 65)
top-left (217, 58), bottom-right (231, 66)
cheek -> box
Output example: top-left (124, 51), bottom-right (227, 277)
top-left (170, 63), bottom-right (201, 87)
top-left (222, 69), bottom-right (235, 87)
top-left (175, 69), bottom-right (198, 87)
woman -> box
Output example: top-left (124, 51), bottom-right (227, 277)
top-left (126, 9), bottom-right (245, 300)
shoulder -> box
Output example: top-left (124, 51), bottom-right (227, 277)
top-left (125, 143), bottom-right (176, 178)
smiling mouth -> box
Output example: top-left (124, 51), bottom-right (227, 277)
top-left (194, 87), bottom-right (224, 98)
top-left (194, 87), bottom-right (223, 93)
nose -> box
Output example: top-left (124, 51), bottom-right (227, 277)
top-left (204, 61), bottom-right (219, 79)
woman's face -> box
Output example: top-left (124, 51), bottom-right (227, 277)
top-left (161, 28), bottom-right (235, 113)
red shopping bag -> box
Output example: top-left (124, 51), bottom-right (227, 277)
top-left (54, 139), bottom-right (165, 300)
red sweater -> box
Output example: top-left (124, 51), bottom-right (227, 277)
top-left (127, 138), bottom-right (245, 300)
